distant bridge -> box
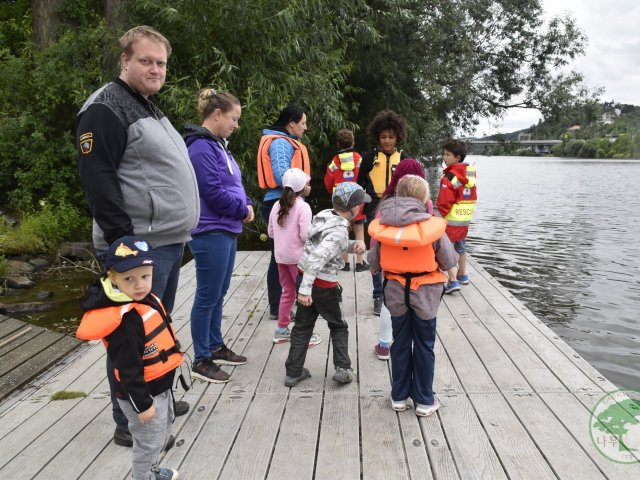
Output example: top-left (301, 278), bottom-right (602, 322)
top-left (467, 139), bottom-right (563, 155)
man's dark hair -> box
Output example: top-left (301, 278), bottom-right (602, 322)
top-left (367, 110), bottom-right (407, 143)
top-left (443, 139), bottom-right (467, 162)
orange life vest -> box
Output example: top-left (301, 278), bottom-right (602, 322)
top-left (368, 217), bottom-right (448, 296)
top-left (77, 295), bottom-right (183, 382)
top-left (257, 134), bottom-right (311, 189)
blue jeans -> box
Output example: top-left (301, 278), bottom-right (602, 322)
top-left (188, 230), bottom-right (237, 362)
top-left (372, 270), bottom-right (384, 299)
top-left (261, 200), bottom-right (282, 315)
top-left (390, 310), bottom-right (437, 406)
top-left (98, 242), bottom-right (185, 429)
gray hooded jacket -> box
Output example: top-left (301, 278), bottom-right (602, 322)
top-left (298, 209), bottom-right (359, 295)
top-left (368, 196), bottom-right (458, 319)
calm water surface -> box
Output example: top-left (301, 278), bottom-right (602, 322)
top-left (457, 156), bottom-right (640, 389)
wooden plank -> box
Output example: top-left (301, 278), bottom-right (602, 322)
top-left (540, 392), bottom-right (640, 480)
top-left (504, 392), bottom-right (606, 479)
top-left (0, 316), bottom-right (25, 338)
top-left (0, 335), bottom-right (80, 401)
top-left (437, 304), bottom-right (498, 393)
top-left (438, 393), bottom-right (508, 480)
top-left (0, 327), bottom-right (56, 377)
top-left (445, 292), bottom-right (533, 393)
top-left (0, 326), bottom-right (40, 357)
top-left (468, 393), bottom-right (557, 480)
top-left (467, 259), bottom-right (614, 393)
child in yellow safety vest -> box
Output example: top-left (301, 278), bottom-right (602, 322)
top-left (77, 236), bottom-right (182, 480)
top-left (368, 176), bottom-right (458, 417)
top-left (324, 129), bottom-right (367, 271)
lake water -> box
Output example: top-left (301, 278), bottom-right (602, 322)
top-left (456, 156), bottom-right (640, 389)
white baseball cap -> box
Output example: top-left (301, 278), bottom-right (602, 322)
top-left (282, 168), bottom-right (309, 193)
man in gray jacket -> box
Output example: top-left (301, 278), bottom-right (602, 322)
top-left (76, 26), bottom-right (199, 448)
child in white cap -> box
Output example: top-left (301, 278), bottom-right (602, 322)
top-left (268, 168), bottom-right (321, 346)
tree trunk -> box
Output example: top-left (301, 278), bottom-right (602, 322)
top-left (103, 0), bottom-right (129, 75)
top-left (31, 0), bottom-right (62, 49)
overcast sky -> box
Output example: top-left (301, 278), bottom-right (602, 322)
top-left (474, 0), bottom-right (640, 137)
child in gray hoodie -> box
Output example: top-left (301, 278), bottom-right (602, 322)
top-left (368, 175), bottom-right (458, 416)
top-left (284, 182), bottom-right (368, 387)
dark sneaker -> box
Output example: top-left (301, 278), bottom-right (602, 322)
top-left (191, 359), bottom-right (230, 383)
top-left (355, 261), bottom-right (370, 272)
top-left (373, 297), bottom-right (382, 316)
top-left (211, 345), bottom-right (247, 365)
top-left (332, 367), bottom-right (356, 384)
top-left (341, 262), bottom-right (350, 272)
top-left (174, 400), bottom-right (189, 417)
top-left (165, 435), bottom-right (175, 452)
top-left (284, 368), bottom-right (311, 387)
top-left (154, 467), bottom-right (179, 480)
top-left (374, 343), bottom-right (390, 360)
top-left (113, 426), bottom-right (133, 447)
top-left (269, 312), bottom-right (278, 320)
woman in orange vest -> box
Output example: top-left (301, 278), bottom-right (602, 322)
top-left (368, 176), bottom-right (458, 417)
top-left (257, 104), bottom-right (310, 319)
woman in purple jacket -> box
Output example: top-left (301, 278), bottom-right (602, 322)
top-left (184, 89), bottom-right (253, 383)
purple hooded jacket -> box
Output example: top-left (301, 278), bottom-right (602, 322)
top-left (183, 124), bottom-right (252, 235)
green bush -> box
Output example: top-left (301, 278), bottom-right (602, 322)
top-left (0, 201), bottom-right (87, 254)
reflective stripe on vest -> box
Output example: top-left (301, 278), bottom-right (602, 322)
top-left (338, 152), bottom-right (355, 171)
top-left (445, 165), bottom-right (477, 226)
top-left (368, 217), bottom-right (448, 289)
top-left (76, 296), bottom-right (183, 382)
top-left (257, 134), bottom-right (310, 189)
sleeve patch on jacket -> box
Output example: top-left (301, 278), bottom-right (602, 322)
top-left (79, 132), bottom-right (93, 154)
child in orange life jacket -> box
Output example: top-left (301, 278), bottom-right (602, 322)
top-left (324, 129), bottom-right (367, 271)
top-left (77, 236), bottom-right (181, 480)
top-left (436, 139), bottom-right (477, 294)
top-left (368, 176), bottom-right (458, 417)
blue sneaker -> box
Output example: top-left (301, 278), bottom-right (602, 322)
top-left (444, 280), bottom-right (461, 294)
top-left (154, 467), bottom-right (179, 480)
top-left (456, 274), bottom-right (470, 285)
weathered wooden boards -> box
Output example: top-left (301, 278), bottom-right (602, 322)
top-left (0, 252), bottom-right (638, 479)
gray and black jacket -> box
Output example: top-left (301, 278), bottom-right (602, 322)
top-left (76, 78), bottom-right (199, 250)
top-left (298, 209), bottom-right (359, 295)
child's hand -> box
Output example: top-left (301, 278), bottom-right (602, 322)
top-left (138, 404), bottom-right (156, 424)
top-left (352, 240), bottom-right (366, 255)
top-left (297, 293), bottom-right (313, 306)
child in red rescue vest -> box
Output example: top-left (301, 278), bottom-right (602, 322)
top-left (368, 176), bottom-right (458, 416)
top-left (437, 139), bottom-right (477, 294)
top-left (324, 129), bottom-right (367, 271)
top-left (77, 236), bottom-right (181, 480)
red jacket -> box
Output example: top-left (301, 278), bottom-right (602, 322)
top-left (437, 162), bottom-right (477, 242)
top-left (324, 148), bottom-right (365, 221)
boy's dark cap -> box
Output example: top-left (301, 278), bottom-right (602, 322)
top-left (332, 182), bottom-right (371, 209)
top-left (105, 236), bottom-right (154, 273)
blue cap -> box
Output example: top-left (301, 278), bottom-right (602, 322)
top-left (332, 182), bottom-right (371, 209)
top-left (105, 236), bottom-right (154, 273)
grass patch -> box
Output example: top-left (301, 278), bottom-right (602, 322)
top-left (50, 390), bottom-right (87, 401)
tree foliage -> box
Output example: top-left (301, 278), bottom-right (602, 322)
top-left (0, 0), bottom-right (590, 232)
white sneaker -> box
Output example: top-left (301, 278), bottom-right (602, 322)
top-left (390, 396), bottom-right (408, 412)
top-left (415, 398), bottom-right (440, 417)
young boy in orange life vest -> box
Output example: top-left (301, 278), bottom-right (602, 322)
top-left (368, 175), bottom-right (458, 417)
top-left (77, 236), bottom-right (182, 480)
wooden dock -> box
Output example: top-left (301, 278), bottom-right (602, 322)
top-left (0, 250), bottom-right (638, 479)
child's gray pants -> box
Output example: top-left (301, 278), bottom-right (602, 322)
top-left (117, 389), bottom-right (174, 480)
